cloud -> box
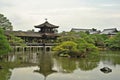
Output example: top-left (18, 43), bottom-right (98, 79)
top-left (0, 0), bottom-right (120, 32)
top-left (101, 4), bottom-right (118, 7)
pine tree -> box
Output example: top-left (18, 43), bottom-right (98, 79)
top-left (0, 28), bottom-right (11, 55)
top-left (0, 14), bottom-right (13, 31)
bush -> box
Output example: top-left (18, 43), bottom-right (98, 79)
top-left (53, 31), bottom-right (99, 58)
top-left (0, 28), bottom-right (11, 55)
top-left (105, 32), bottom-right (120, 50)
top-left (53, 41), bottom-right (78, 56)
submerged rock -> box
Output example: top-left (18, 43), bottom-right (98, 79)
top-left (100, 67), bottom-right (112, 73)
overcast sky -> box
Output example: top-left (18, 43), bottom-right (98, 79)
top-left (0, 0), bottom-right (120, 32)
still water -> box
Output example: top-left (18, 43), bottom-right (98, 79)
top-left (1, 51), bottom-right (120, 80)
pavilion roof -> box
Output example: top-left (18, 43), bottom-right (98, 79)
top-left (34, 21), bottom-right (59, 28)
top-left (5, 31), bottom-right (42, 37)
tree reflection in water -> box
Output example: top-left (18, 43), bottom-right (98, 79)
top-left (1, 51), bottom-right (120, 80)
top-left (34, 51), bottom-right (57, 80)
top-left (55, 55), bottom-right (100, 72)
top-left (78, 55), bottom-right (100, 71)
top-left (100, 51), bottom-right (120, 66)
top-left (55, 57), bottom-right (77, 73)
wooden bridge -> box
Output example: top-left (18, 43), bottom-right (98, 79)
top-left (26, 43), bottom-right (57, 46)
top-left (13, 43), bottom-right (57, 52)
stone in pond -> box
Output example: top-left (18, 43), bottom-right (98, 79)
top-left (100, 67), bottom-right (112, 73)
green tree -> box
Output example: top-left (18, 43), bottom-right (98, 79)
top-left (89, 34), bottom-right (108, 47)
top-left (0, 28), bottom-right (11, 55)
top-left (53, 41), bottom-right (77, 52)
top-left (71, 31), bottom-right (95, 44)
top-left (75, 38), bottom-right (98, 54)
top-left (54, 31), bottom-right (98, 57)
top-left (59, 31), bottom-right (94, 44)
top-left (57, 36), bottom-right (76, 43)
top-left (53, 41), bottom-right (77, 57)
top-left (105, 32), bottom-right (120, 50)
top-left (0, 14), bottom-right (13, 31)
top-left (9, 35), bottom-right (26, 47)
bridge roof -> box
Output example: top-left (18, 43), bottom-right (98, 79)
top-left (5, 31), bottom-right (42, 37)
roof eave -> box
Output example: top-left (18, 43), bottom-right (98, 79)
top-left (34, 26), bottom-right (59, 28)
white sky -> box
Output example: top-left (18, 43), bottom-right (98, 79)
top-left (0, 0), bottom-right (120, 32)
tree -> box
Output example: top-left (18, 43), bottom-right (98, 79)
top-left (8, 35), bottom-right (26, 47)
top-left (75, 38), bottom-right (98, 54)
top-left (75, 31), bottom-right (95, 44)
top-left (0, 14), bottom-right (13, 31)
top-left (0, 28), bottom-right (11, 55)
top-left (53, 41), bottom-right (77, 57)
top-left (89, 34), bottom-right (108, 47)
top-left (57, 36), bottom-right (76, 43)
top-left (53, 41), bottom-right (77, 52)
top-left (54, 31), bottom-right (98, 57)
top-left (105, 32), bottom-right (120, 50)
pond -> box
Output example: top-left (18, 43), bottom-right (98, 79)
top-left (0, 50), bottom-right (120, 80)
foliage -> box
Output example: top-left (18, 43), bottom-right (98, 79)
top-left (57, 36), bottom-right (76, 43)
top-left (59, 31), bottom-right (95, 44)
top-left (55, 31), bottom-right (120, 57)
top-left (0, 28), bottom-right (11, 55)
top-left (53, 31), bottom-right (99, 57)
top-left (79, 43), bottom-right (98, 53)
top-left (9, 35), bottom-right (26, 47)
top-left (76, 31), bottom-right (95, 44)
top-left (0, 14), bottom-right (13, 31)
top-left (76, 38), bottom-right (98, 54)
top-left (105, 32), bottom-right (120, 50)
top-left (89, 34), bottom-right (108, 46)
top-left (53, 41), bottom-right (77, 56)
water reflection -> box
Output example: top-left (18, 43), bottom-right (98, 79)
top-left (34, 52), bottom-right (57, 80)
top-left (55, 57), bottom-right (77, 73)
top-left (78, 55), bottom-right (100, 71)
top-left (54, 55), bottom-right (100, 73)
top-left (1, 51), bottom-right (120, 80)
top-left (7, 51), bottom-right (41, 64)
top-left (100, 51), bottom-right (120, 66)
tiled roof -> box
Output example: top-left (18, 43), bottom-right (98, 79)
top-left (101, 28), bottom-right (118, 35)
top-left (5, 31), bottom-right (42, 37)
top-left (35, 21), bottom-right (59, 28)
top-left (71, 28), bottom-right (100, 34)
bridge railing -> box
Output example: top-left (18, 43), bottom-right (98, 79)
top-left (26, 43), bottom-right (57, 46)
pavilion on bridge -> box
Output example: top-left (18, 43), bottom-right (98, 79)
top-left (5, 20), bottom-right (59, 46)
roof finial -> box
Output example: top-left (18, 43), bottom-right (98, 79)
top-left (45, 18), bottom-right (47, 22)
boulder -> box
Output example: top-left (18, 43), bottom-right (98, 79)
top-left (100, 67), bottom-right (112, 73)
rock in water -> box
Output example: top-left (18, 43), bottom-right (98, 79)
top-left (100, 67), bottom-right (112, 73)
